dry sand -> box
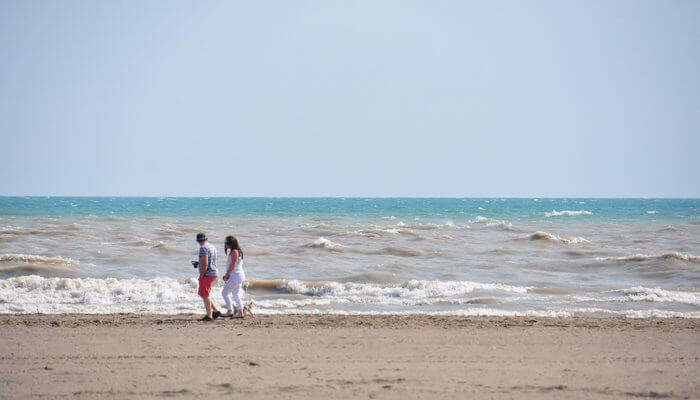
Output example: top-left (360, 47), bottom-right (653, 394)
top-left (0, 314), bottom-right (698, 399)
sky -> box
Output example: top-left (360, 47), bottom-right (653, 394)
top-left (1, 1), bottom-right (698, 197)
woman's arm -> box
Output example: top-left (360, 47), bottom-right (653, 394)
top-left (224, 250), bottom-right (238, 280)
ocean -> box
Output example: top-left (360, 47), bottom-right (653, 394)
top-left (0, 197), bottom-right (698, 317)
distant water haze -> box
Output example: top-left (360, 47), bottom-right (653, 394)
top-left (0, 197), bottom-right (698, 317)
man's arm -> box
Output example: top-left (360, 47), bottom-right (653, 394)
top-left (199, 252), bottom-right (208, 278)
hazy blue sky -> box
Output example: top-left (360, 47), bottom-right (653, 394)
top-left (1, 1), bottom-right (698, 197)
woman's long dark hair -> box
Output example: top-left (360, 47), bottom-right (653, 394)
top-left (224, 235), bottom-right (243, 258)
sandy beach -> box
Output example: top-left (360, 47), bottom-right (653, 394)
top-left (0, 314), bottom-right (697, 399)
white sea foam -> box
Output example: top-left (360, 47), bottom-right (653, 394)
top-left (0, 276), bottom-right (529, 314)
top-left (544, 210), bottom-right (592, 218)
top-left (272, 279), bottom-right (530, 298)
top-left (0, 276), bottom-right (200, 314)
top-left (304, 237), bottom-right (345, 252)
top-left (1, 276), bottom-right (698, 318)
top-left (646, 210), bottom-right (659, 214)
top-left (617, 286), bottom-right (700, 306)
top-left (524, 231), bottom-right (589, 244)
top-left (354, 226), bottom-right (423, 239)
top-left (469, 216), bottom-right (514, 230)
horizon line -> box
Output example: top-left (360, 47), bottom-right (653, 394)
top-left (1, 195), bottom-right (699, 200)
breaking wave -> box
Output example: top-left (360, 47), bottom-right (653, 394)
top-left (617, 286), bottom-right (699, 306)
top-left (517, 231), bottom-right (589, 244)
top-left (469, 216), bottom-right (515, 231)
top-left (247, 278), bottom-right (529, 298)
top-left (0, 254), bottom-right (76, 266)
top-left (0, 276), bottom-right (530, 313)
top-left (150, 241), bottom-right (185, 253)
top-left (303, 237), bottom-right (345, 252)
top-left (544, 210), bottom-right (592, 218)
top-left (155, 224), bottom-right (200, 237)
top-left (355, 227), bottom-right (425, 240)
top-left (596, 252), bottom-right (698, 264)
top-left (0, 276), bottom-right (200, 314)
top-left (0, 254), bottom-right (81, 277)
top-left (303, 238), bottom-right (425, 257)
top-left (1, 276), bottom-right (697, 317)
top-left (251, 308), bottom-right (698, 318)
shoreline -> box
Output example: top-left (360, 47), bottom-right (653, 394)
top-left (1, 313), bottom-right (699, 329)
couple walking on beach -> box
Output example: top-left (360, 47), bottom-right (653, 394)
top-left (194, 233), bottom-right (247, 321)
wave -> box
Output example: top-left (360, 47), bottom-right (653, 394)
top-left (150, 241), bottom-right (185, 253)
top-left (1, 276), bottom-right (697, 317)
top-left (469, 216), bottom-right (515, 231)
top-left (564, 249), bottom-right (594, 257)
top-left (487, 248), bottom-right (518, 255)
top-left (298, 222), bottom-right (343, 237)
top-left (646, 210), bottom-right (659, 214)
top-left (253, 308), bottom-right (698, 318)
top-left (595, 252), bottom-right (698, 264)
top-left (0, 276), bottom-right (529, 312)
top-left (616, 286), bottom-right (699, 306)
top-left (0, 253), bottom-right (76, 266)
top-left (247, 278), bottom-right (529, 298)
top-left (0, 264), bottom-right (79, 277)
top-left (371, 246), bottom-right (423, 257)
top-left (303, 237), bottom-right (345, 252)
top-left (0, 226), bottom-right (26, 235)
top-left (155, 224), bottom-right (200, 237)
top-left (132, 238), bottom-right (152, 246)
top-left (108, 238), bottom-right (185, 254)
top-left (303, 238), bottom-right (426, 257)
top-left (0, 225), bottom-right (85, 238)
top-left (544, 210), bottom-right (592, 218)
top-left (395, 221), bottom-right (442, 231)
top-left (338, 272), bottom-right (405, 284)
top-left (0, 276), bottom-right (200, 314)
top-left (355, 227), bottom-right (425, 240)
top-left (519, 231), bottom-right (589, 244)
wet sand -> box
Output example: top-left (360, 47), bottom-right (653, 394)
top-left (0, 314), bottom-right (698, 399)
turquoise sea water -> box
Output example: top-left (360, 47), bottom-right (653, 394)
top-left (0, 197), bottom-right (698, 317)
top-left (1, 197), bottom-right (698, 220)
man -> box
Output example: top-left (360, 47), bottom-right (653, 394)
top-left (195, 233), bottom-right (221, 321)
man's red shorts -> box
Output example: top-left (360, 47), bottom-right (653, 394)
top-left (198, 275), bottom-right (217, 297)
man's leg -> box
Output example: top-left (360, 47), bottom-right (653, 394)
top-left (202, 296), bottom-right (212, 318)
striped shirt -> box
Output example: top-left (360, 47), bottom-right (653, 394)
top-left (198, 243), bottom-right (218, 276)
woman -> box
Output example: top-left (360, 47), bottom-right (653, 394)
top-left (221, 235), bottom-right (246, 318)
